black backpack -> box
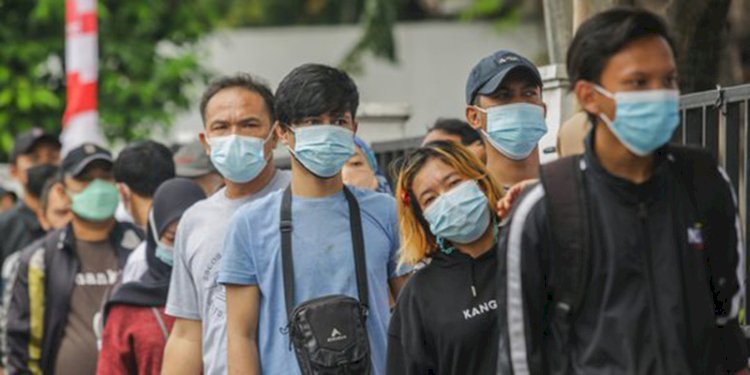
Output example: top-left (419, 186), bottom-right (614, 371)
top-left (539, 146), bottom-right (742, 368)
top-left (280, 185), bottom-right (372, 375)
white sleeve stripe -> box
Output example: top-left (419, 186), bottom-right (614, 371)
top-left (506, 184), bottom-right (545, 375)
top-left (717, 167), bottom-right (745, 324)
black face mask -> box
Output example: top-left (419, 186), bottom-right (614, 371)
top-left (26, 164), bottom-right (59, 199)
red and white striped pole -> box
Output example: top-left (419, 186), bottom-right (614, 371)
top-left (62, 0), bottom-right (105, 156)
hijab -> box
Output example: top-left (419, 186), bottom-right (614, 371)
top-left (107, 178), bottom-right (205, 312)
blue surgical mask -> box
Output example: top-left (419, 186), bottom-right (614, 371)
top-left (149, 212), bottom-right (174, 267)
top-left (207, 127), bottom-right (275, 183)
top-left (477, 103), bottom-right (547, 160)
top-left (289, 125), bottom-right (355, 178)
top-left (595, 86), bottom-right (680, 156)
top-left (423, 180), bottom-right (491, 245)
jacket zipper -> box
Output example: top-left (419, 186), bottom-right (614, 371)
top-left (638, 202), bottom-right (668, 373)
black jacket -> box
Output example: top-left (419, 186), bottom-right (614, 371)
top-left (5, 222), bottom-right (142, 375)
top-left (0, 202), bottom-right (44, 266)
top-left (498, 135), bottom-right (748, 374)
top-left (387, 248), bottom-right (499, 375)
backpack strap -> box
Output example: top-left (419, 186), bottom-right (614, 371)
top-left (539, 155), bottom-right (591, 319)
top-left (280, 185), bottom-right (369, 318)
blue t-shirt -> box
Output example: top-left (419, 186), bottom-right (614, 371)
top-left (218, 186), bottom-right (409, 375)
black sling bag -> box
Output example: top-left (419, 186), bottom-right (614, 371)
top-left (280, 185), bottom-right (372, 375)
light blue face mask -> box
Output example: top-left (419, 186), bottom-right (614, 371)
top-left (289, 125), bottom-right (355, 178)
top-left (149, 212), bottom-right (174, 267)
top-left (207, 127), bottom-right (275, 183)
top-left (477, 103), bottom-right (547, 160)
top-left (595, 86), bottom-right (680, 156)
top-left (423, 180), bottom-right (491, 245)
top-left (69, 179), bottom-right (120, 222)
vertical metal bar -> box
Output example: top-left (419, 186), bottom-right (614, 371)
top-left (719, 100), bottom-right (728, 168)
top-left (702, 105), bottom-right (708, 149)
top-left (682, 108), bottom-right (688, 144)
top-left (680, 109), bottom-right (687, 145)
top-left (741, 100), bottom-right (749, 322)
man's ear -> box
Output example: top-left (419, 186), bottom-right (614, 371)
top-left (53, 183), bottom-right (67, 200)
top-left (198, 132), bottom-right (211, 156)
top-left (117, 183), bottom-right (130, 202)
top-left (9, 163), bottom-right (18, 181)
top-left (465, 105), bottom-right (484, 131)
top-left (276, 122), bottom-right (291, 147)
top-left (574, 81), bottom-right (600, 116)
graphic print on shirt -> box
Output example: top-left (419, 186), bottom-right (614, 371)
top-left (75, 269), bottom-right (120, 286)
top-left (204, 252), bottom-right (226, 320)
top-left (687, 223), bottom-right (705, 251)
top-left (463, 299), bottom-right (498, 320)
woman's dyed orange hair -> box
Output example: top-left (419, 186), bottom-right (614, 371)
top-left (395, 141), bottom-right (503, 265)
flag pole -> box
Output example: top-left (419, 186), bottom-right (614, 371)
top-left (62, 0), bottom-right (105, 156)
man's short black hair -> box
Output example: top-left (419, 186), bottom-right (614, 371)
top-left (199, 73), bottom-right (276, 124)
top-left (275, 64), bottom-right (359, 126)
top-left (427, 118), bottom-right (483, 145)
top-left (113, 140), bottom-right (175, 198)
top-left (566, 7), bottom-right (675, 88)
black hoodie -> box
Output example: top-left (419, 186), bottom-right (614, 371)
top-left (387, 247), bottom-right (498, 375)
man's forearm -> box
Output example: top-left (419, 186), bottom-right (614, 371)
top-left (161, 334), bottom-right (203, 375)
top-left (228, 335), bottom-right (260, 375)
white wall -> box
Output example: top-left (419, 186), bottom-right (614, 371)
top-left (170, 21), bottom-right (546, 144)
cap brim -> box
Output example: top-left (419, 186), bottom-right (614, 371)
top-left (176, 165), bottom-right (215, 178)
top-left (11, 134), bottom-right (61, 162)
top-left (69, 154), bottom-right (113, 177)
top-left (476, 65), bottom-right (543, 99)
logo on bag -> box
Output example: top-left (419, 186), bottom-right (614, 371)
top-left (688, 223), bottom-right (705, 251)
top-left (327, 328), bottom-right (347, 343)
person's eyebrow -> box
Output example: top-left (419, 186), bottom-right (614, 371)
top-left (441, 172), bottom-right (459, 185)
top-left (209, 119), bottom-right (229, 127)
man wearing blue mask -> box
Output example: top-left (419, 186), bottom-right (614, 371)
top-left (162, 74), bottom-right (291, 375)
top-left (465, 50), bottom-right (546, 189)
top-left (219, 64), bottom-right (411, 375)
top-left (499, 7), bottom-right (750, 374)
top-left (5, 143), bottom-right (143, 375)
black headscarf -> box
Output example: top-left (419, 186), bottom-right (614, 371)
top-left (107, 178), bottom-right (205, 313)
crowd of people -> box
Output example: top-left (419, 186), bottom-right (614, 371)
top-left (0, 6), bottom-right (747, 375)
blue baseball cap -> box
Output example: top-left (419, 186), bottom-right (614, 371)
top-left (465, 50), bottom-right (542, 104)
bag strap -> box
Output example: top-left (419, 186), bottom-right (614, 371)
top-left (151, 307), bottom-right (169, 340)
top-left (539, 155), bottom-right (590, 318)
top-left (280, 185), bottom-right (369, 318)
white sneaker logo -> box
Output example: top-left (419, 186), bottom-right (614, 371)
top-left (327, 328), bottom-right (347, 343)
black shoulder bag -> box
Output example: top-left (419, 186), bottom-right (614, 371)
top-left (280, 185), bottom-right (372, 375)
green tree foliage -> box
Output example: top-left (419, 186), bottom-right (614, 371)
top-left (0, 0), bottom-right (217, 159)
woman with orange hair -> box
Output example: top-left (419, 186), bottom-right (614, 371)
top-left (386, 140), bottom-right (504, 375)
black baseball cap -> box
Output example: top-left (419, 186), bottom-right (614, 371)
top-left (62, 143), bottom-right (113, 177)
top-left (11, 128), bottom-right (61, 162)
top-left (465, 50), bottom-right (543, 104)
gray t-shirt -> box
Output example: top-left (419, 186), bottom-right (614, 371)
top-left (165, 169), bottom-right (290, 375)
